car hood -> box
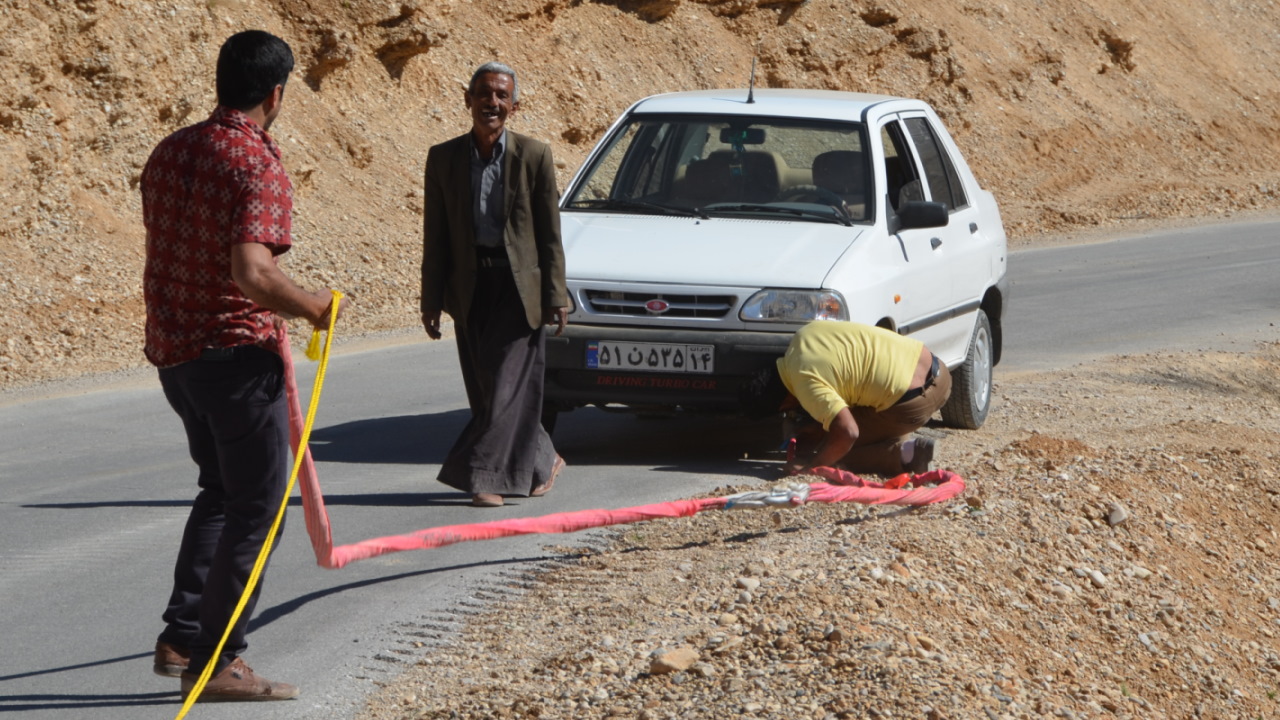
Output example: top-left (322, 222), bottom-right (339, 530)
top-left (560, 213), bottom-right (864, 288)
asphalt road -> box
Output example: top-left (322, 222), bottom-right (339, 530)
top-left (1001, 217), bottom-right (1278, 372)
top-left (1, 218), bottom-right (1277, 719)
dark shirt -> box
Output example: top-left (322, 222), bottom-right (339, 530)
top-left (469, 131), bottom-right (506, 249)
top-left (141, 106), bottom-right (293, 367)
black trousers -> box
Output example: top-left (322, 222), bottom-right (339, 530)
top-left (156, 345), bottom-right (290, 675)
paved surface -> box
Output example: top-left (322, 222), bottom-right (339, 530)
top-left (1001, 217), bottom-right (1279, 372)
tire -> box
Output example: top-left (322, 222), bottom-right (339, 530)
top-left (541, 405), bottom-right (559, 437)
top-left (941, 309), bottom-right (993, 429)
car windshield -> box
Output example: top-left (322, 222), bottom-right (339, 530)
top-left (564, 114), bottom-right (872, 224)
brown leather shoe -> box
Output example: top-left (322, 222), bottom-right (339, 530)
top-left (180, 657), bottom-right (299, 702)
top-left (153, 641), bottom-right (190, 677)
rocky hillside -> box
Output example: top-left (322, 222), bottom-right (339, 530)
top-left (3, 0), bottom-right (1279, 388)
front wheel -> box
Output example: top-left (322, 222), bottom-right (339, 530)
top-left (541, 405), bottom-right (560, 437)
top-left (941, 309), bottom-right (993, 429)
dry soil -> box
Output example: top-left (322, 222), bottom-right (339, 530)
top-left (3, 0), bottom-right (1280, 388)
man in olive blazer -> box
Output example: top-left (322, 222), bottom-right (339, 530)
top-left (419, 127), bottom-right (567, 332)
top-left (420, 62), bottom-right (568, 507)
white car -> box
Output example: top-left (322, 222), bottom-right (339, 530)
top-left (544, 88), bottom-right (1009, 430)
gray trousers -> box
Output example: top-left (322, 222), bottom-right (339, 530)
top-left (437, 265), bottom-right (558, 496)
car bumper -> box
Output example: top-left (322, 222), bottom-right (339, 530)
top-left (545, 324), bottom-right (792, 412)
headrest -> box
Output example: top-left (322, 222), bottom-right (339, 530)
top-left (813, 150), bottom-right (864, 196)
top-left (686, 155), bottom-right (731, 187)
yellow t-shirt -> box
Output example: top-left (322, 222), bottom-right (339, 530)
top-left (775, 321), bottom-right (924, 429)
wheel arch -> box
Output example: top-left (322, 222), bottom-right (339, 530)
top-left (980, 284), bottom-right (1005, 367)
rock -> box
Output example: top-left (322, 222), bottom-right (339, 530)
top-left (1107, 503), bottom-right (1130, 526)
top-left (710, 635), bottom-right (743, 654)
top-left (649, 646), bottom-right (699, 674)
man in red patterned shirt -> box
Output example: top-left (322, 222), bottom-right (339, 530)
top-left (141, 30), bottom-right (346, 702)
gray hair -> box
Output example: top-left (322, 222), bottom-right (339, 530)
top-left (468, 62), bottom-right (519, 102)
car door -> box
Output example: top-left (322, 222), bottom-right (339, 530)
top-left (901, 112), bottom-right (993, 313)
top-left (876, 119), bottom-right (963, 354)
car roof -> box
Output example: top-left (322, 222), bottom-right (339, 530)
top-left (627, 89), bottom-right (924, 122)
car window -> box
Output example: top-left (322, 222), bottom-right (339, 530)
top-left (576, 123), bottom-right (641, 201)
top-left (904, 117), bottom-right (969, 211)
top-left (565, 114), bottom-right (872, 223)
top-left (880, 122), bottom-right (923, 211)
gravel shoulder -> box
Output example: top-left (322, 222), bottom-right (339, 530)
top-left (354, 343), bottom-right (1280, 720)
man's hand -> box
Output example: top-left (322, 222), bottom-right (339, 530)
top-left (314, 293), bottom-right (351, 330)
top-left (784, 408), bottom-right (859, 476)
top-left (544, 306), bottom-right (568, 336)
top-left (423, 310), bottom-right (442, 340)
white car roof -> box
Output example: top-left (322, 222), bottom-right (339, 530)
top-left (627, 89), bottom-right (923, 122)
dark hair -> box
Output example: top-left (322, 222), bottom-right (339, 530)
top-left (468, 61), bottom-right (519, 102)
top-left (216, 30), bottom-right (294, 111)
top-left (738, 365), bottom-right (789, 419)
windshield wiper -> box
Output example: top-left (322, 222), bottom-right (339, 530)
top-left (706, 203), bottom-right (852, 227)
top-left (568, 198), bottom-right (708, 219)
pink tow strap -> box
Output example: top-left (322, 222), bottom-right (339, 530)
top-left (280, 332), bottom-right (965, 570)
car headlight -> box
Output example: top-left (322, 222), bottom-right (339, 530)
top-left (740, 289), bottom-right (848, 323)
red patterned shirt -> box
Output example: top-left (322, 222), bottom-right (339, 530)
top-left (141, 106), bottom-right (293, 367)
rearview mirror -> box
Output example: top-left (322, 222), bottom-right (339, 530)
top-left (719, 127), bottom-right (766, 145)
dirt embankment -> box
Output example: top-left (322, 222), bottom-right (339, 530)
top-left (2, 0), bottom-right (1280, 389)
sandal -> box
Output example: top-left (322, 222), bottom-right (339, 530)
top-left (471, 492), bottom-right (504, 507)
top-left (531, 455), bottom-right (564, 497)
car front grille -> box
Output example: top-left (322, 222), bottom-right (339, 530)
top-left (582, 290), bottom-right (736, 319)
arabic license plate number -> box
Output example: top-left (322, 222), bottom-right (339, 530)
top-left (586, 341), bottom-right (714, 374)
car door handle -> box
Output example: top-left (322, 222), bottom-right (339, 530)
top-left (931, 237), bottom-right (942, 250)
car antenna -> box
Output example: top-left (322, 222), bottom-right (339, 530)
top-left (746, 55), bottom-right (757, 104)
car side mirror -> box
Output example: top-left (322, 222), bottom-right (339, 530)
top-left (891, 200), bottom-right (949, 232)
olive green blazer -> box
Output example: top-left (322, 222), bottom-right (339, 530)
top-left (420, 130), bottom-right (568, 329)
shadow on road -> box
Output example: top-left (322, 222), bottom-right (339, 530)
top-left (305, 405), bottom-right (788, 476)
top-left (308, 409), bottom-right (467, 464)
top-left (0, 691), bottom-right (177, 713)
top-left (25, 408), bottom-right (788, 511)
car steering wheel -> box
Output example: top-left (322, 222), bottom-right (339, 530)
top-left (774, 185), bottom-right (846, 207)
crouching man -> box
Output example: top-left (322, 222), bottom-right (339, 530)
top-left (741, 321), bottom-right (950, 477)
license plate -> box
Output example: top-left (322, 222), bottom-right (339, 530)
top-left (586, 341), bottom-right (714, 373)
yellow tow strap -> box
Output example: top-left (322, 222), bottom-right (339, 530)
top-left (174, 290), bottom-right (342, 717)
